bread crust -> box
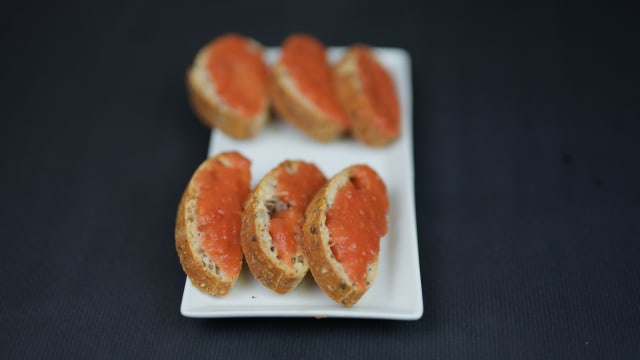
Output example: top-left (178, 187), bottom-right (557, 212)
top-left (241, 161), bottom-right (325, 294)
top-left (175, 152), bottom-right (250, 297)
top-left (302, 165), bottom-right (387, 306)
top-left (335, 45), bottom-right (400, 147)
top-left (186, 35), bottom-right (269, 139)
top-left (270, 34), bottom-right (348, 142)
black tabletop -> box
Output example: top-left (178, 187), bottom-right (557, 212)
top-left (2, 0), bottom-right (639, 358)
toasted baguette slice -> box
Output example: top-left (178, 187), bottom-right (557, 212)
top-left (335, 45), bottom-right (401, 147)
top-left (187, 33), bottom-right (269, 139)
top-left (241, 160), bottom-right (326, 294)
top-left (175, 151), bottom-right (251, 297)
top-left (302, 165), bottom-right (389, 306)
top-left (270, 33), bottom-right (349, 142)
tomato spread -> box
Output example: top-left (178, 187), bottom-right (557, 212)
top-left (326, 166), bottom-right (388, 290)
top-left (269, 162), bottom-right (326, 268)
top-left (207, 34), bottom-right (267, 117)
top-left (355, 47), bottom-right (400, 135)
top-left (195, 152), bottom-right (251, 277)
top-left (281, 34), bottom-right (348, 128)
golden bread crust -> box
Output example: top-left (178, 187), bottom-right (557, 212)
top-left (302, 165), bottom-right (387, 306)
top-left (270, 65), bottom-right (346, 142)
top-left (241, 161), bottom-right (324, 294)
top-left (175, 152), bottom-right (250, 297)
top-left (335, 45), bottom-right (400, 147)
top-left (186, 36), bottom-right (269, 139)
top-left (270, 34), bottom-right (349, 142)
top-left (175, 185), bottom-right (234, 296)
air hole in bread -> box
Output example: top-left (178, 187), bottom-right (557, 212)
top-left (265, 198), bottom-right (290, 216)
top-left (348, 175), bottom-right (364, 190)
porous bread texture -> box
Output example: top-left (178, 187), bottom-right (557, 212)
top-left (186, 38), bottom-right (269, 139)
top-left (302, 165), bottom-right (383, 306)
top-left (241, 161), bottom-right (318, 294)
top-left (334, 45), bottom-right (400, 147)
top-left (270, 57), bottom-right (347, 142)
top-left (175, 153), bottom-right (247, 297)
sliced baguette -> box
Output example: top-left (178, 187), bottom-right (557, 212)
top-left (241, 160), bottom-right (326, 294)
top-left (175, 151), bottom-right (251, 297)
top-left (302, 165), bottom-right (389, 306)
top-left (187, 33), bottom-right (269, 139)
top-left (270, 33), bottom-right (349, 142)
top-left (335, 45), bottom-right (401, 147)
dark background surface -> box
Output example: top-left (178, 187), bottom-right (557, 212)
top-left (2, 0), bottom-right (639, 358)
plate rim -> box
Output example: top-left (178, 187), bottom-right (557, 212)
top-left (180, 46), bottom-right (423, 320)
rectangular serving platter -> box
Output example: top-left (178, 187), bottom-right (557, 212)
top-left (180, 47), bottom-right (423, 320)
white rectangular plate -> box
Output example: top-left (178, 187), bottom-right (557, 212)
top-left (180, 47), bottom-right (422, 320)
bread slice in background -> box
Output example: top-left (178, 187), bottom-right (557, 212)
top-left (241, 160), bottom-right (326, 294)
top-left (270, 33), bottom-right (349, 142)
top-left (187, 33), bottom-right (269, 139)
top-left (175, 151), bottom-right (251, 297)
top-left (335, 45), bottom-right (401, 147)
top-left (302, 165), bottom-right (389, 306)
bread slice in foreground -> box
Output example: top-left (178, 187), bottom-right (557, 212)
top-left (241, 160), bottom-right (326, 294)
top-left (270, 33), bottom-right (349, 142)
top-left (302, 165), bottom-right (389, 306)
top-left (175, 151), bottom-right (251, 297)
top-left (335, 45), bottom-right (401, 147)
top-left (187, 33), bottom-right (269, 139)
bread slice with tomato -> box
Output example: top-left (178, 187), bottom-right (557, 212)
top-left (187, 33), bottom-right (270, 139)
top-left (241, 160), bottom-right (326, 294)
top-left (302, 164), bottom-right (389, 306)
top-left (335, 45), bottom-right (401, 147)
top-left (175, 151), bottom-right (251, 297)
top-left (270, 33), bottom-right (349, 142)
